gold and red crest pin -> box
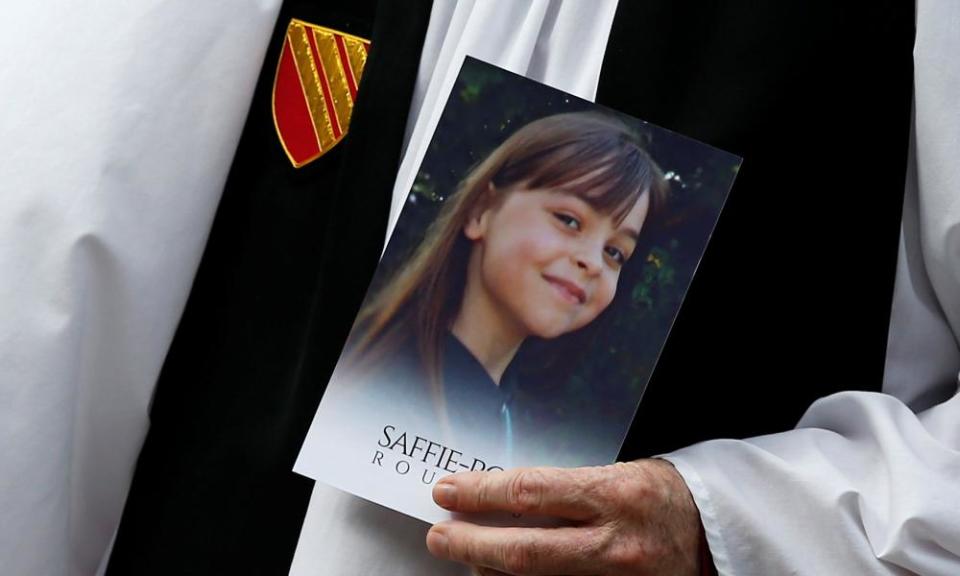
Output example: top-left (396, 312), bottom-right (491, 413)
top-left (273, 19), bottom-right (370, 168)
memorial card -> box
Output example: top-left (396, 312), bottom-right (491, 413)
top-left (295, 57), bottom-right (741, 523)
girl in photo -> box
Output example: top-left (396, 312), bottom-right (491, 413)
top-left (342, 111), bottom-right (668, 463)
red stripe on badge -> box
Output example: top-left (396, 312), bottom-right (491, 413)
top-left (274, 37), bottom-right (321, 164)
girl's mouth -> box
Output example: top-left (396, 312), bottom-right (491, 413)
top-left (542, 274), bottom-right (587, 305)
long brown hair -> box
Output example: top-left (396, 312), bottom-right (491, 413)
top-left (345, 112), bottom-right (669, 405)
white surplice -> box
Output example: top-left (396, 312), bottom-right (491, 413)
top-left (0, 3), bottom-right (281, 575)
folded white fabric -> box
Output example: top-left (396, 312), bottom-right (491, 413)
top-left (0, 3), bottom-right (281, 574)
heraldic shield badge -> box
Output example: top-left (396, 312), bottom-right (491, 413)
top-left (273, 19), bottom-right (371, 168)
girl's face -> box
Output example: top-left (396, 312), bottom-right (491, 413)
top-left (463, 185), bottom-right (650, 340)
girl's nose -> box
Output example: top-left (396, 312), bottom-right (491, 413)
top-left (575, 249), bottom-right (603, 276)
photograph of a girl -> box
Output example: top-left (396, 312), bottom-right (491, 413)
top-left (344, 111), bottom-right (666, 462)
top-left (296, 59), bottom-right (739, 522)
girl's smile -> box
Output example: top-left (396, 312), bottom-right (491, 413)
top-left (542, 273), bottom-right (586, 305)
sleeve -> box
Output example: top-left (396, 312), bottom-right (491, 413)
top-left (663, 2), bottom-right (960, 574)
top-left (0, 3), bottom-right (281, 575)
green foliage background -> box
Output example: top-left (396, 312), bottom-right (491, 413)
top-left (376, 58), bottom-right (739, 459)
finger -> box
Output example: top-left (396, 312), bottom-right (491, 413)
top-left (472, 567), bottom-right (510, 576)
top-left (473, 568), bottom-right (575, 576)
top-left (471, 566), bottom-right (576, 576)
top-left (427, 520), bottom-right (603, 575)
top-left (474, 567), bottom-right (519, 576)
top-left (474, 564), bottom-right (582, 576)
top-left (433, 467), bottom-right (601, 519)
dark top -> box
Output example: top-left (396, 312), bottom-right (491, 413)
top-left (362, 331), bottom-right (518, 467)
top-left (440, 333), bottom-right (518, 465)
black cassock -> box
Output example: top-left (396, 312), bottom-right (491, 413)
top-left (107, 1), bottom-right (914, 574)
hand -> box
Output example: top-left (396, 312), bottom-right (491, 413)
top-left (426, 459), bottom-right (704, 576)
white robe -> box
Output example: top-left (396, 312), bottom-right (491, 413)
top-left (0, 2), bottom-right (281, 575)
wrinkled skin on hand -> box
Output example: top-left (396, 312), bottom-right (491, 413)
top-left (426, 458), bottom-right (704, 576)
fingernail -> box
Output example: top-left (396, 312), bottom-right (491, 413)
top-left (434, 483), bottom-right (457, 508)
top-left (426, 528), bottom-right (449, 559)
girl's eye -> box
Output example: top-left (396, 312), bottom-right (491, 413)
top-left (553, 212), bottom-right (581, 231)
top-left (605, 246), bottom-right (626, 266)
